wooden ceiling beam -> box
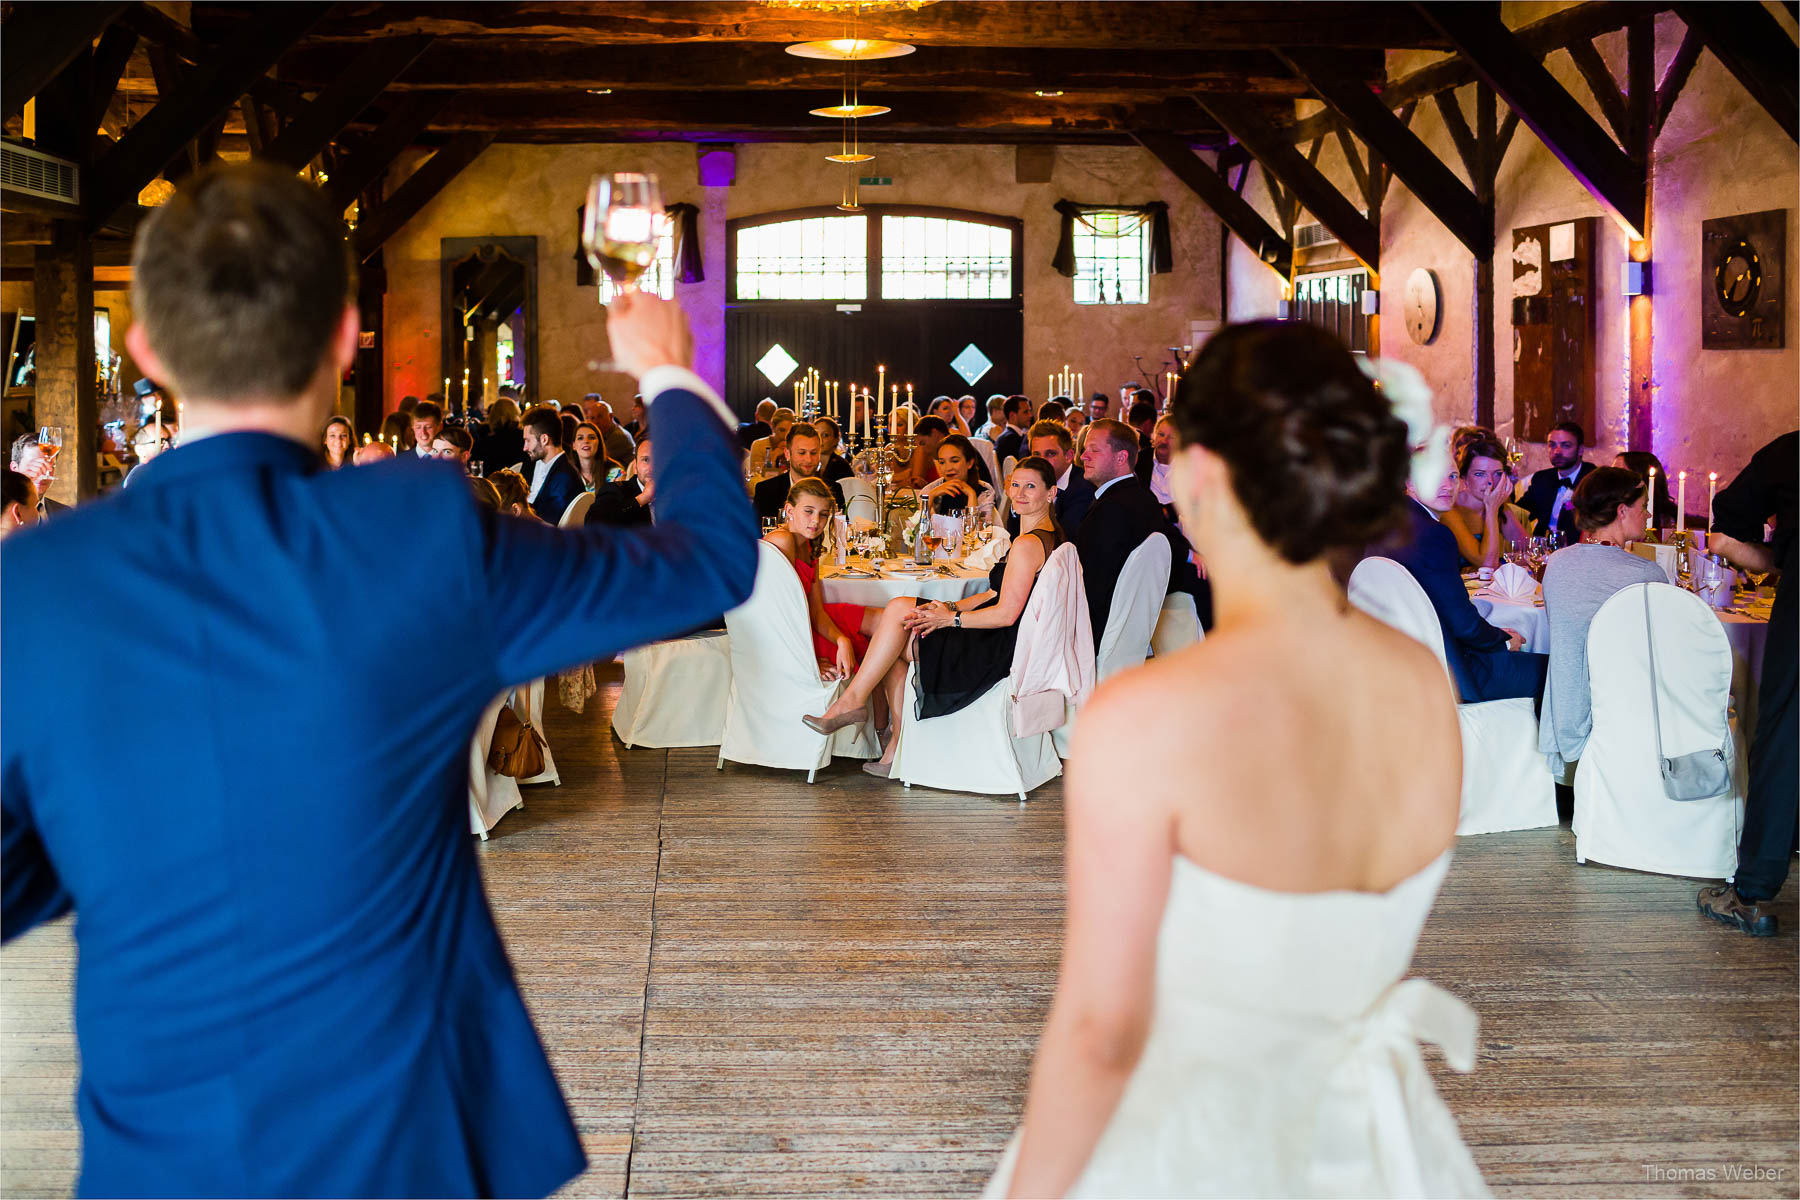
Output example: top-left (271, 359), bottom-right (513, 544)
top-left (118, 2), bottom-right (309, 118)
top-left (1416, 2), bottom-right (1647, 235)
top-left (88, 25), bottom-right (143, 134)
top-left (1, 1), bottom-right (132, 125)
top-left (1198, 95), bottom-right (1380, 271)
top-left (1132, 130), bottom-right (1292, 278)
top-left (323, 94), bottom-right (451, 212)
top-left (261, 35), bottom-right (436, 170)
top-left (353, 133), bottom-right (495, 262)
top-left (1672, 2), bottom-right (1798, 143)
top-left (273, 43), bottom-right (1356, 97)
top-left (301, 3), bottom-right (1450, 50)
top-left (1282, 49), bottom-right (1488, 256)
top-left (85, 3), bottom-right (332, 231)
top-left (1564, 37), bottom-right (1631, 145)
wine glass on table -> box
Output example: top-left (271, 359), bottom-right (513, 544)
top-left (582, 172), bottom-right (663, 303)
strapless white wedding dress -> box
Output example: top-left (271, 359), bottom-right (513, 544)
top-left (984, 851), bottom-right (1489, 1198)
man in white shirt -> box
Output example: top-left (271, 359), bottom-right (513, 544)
top-left (1149, 415), bottom-right (1176, 506)
top-left (408, 400), bottom-right (443, 459)
top-left (521, 405), bottom-right (583, 523)
top-left (1518, 421), bottom-right (1595, 542)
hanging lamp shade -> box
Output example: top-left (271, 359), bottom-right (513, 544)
top-left (811, 102), bottom-right (891, 118)
top-left (826, 152), bottom-right (876, 162)
top-left (787, 37), bottom-right (915, 60)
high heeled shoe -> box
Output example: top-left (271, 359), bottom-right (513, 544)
top-left (801, 706), bottom-right (868, 735)
top-left (861, 760), bottom-right (893, 778)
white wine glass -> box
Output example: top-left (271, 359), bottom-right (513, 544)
top-left (582, 172), bottom-right (663, 303)
top-left (37, 425), bottom-right (62, 459)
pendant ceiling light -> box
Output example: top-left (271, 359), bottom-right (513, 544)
top-left (811, 102), bottom-right (890, 118)
top-left (787, 37), bottom-right (914, 60)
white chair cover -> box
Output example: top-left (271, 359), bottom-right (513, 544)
top-left (891, 545), bottom-right (1076, 799)
top-left (468, 691), bottom-right (525, 839)
top-left (1097, 534), bottom-right (1172, 680)
top-left (558, 490), bottom-right (595, 527)
top-left (719, 542), bottom-right (879, 779)
top-left (1001, 454), bottom-right (1018, 480)
top-left (968, 437), bottom-right (1000, 490)
top-left (1573, 583), bottom-right (1746, 878)
top-left (839, 477), bottom-right (878, 526)
top-left (612, 630), bottom-right (732, 748)
top-left (1150, 592), bottom-right (1202, 657)
top-left (1347, 557), bottom-right (1557, 836)
top-left (511, 677), bottom-right (560, 787)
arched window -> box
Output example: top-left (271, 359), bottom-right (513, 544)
top-left (729, 206), bottom-right (1020, 302)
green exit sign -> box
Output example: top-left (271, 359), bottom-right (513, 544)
top-left (859, 176), bottom-right (893, 186)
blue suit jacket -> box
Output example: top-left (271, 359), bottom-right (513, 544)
top-left (1, 384), bottom-right (756, 1198)
top-left (530, 451), bottom-right (585, 524)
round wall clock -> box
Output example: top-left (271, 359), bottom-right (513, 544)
top-left (1713, 237), bottom-right (1762, 318)
top-left (1404, 268), bottom-right (1440, 345)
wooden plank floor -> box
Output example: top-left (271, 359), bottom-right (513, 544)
top-left (3, 663), bottom-right (1794, 1198)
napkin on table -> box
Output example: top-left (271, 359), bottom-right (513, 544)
top-left (963, 528), bottom-right (1011, 573)
top-left (1477, 562), bottom-right (1539, 604)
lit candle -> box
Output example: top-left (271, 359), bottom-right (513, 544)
top-left (862, 389), bottom-right (870, 441)
top-left (1076, 372), bottom-right (1083, 398)
top-left (906, 383), bottom-right (913, 410)
top-left (1708, 471), bottom-right (1718, 531)
top-left (1047, 373), bottom-right (1054, 398)
top-left (1647, 466), bottom-right (1658, 529)
top-left (1676, 470), bottom-right (1687, 534)
top-left (362, 433), bottom-right (372, 445)
top-left (877, 365), bottom-right (886, 418)
top-left (906, 406), bottom-right (915, 436)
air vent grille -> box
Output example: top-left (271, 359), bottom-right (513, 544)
top-left (1294, 221), bottom-right (1337, 249)
top-left (1, 142), bottom-right (79, 205)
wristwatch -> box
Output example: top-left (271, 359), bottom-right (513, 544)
top-left (953, 608), bottom-right (962, 628)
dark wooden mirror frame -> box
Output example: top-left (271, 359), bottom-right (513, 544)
top-left (440, 236), bottom-right (538, 412)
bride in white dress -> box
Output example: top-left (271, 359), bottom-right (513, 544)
top-left (987, 323), bottom-right (1488, 1199)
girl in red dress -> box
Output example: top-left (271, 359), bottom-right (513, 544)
top-left (761, 477), bottom-right (882, 712)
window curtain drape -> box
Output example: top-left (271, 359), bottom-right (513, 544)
top-left (1050, 200), bottom-right (1173, 277)
top-left (574, 203), bottom-right (705, 287)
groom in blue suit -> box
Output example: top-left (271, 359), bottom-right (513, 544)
top-left (0, 164), bottom-right (756, 1198)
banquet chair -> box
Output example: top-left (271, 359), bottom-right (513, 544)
top-left (839, 477), bottom-right (878, 526)
top-left (558, 490), bottom-right (595, 527)
top-left (1054, 534), bottom-right (1170, 757)
top-left (612, 630), bottom-right (733, 749)
top-left (1001, 454), bottom-right (1018, 480)
top-left (1347, 557), bottom-right (1557, 835)
top-left (1572, 583), bottom-right (1746, 878)
top-left (892, 543), bottom-right (1081, 800)
top-left (469, 691), bottom-right (525, 840)
top-left (1150, 592), bottom-right (1202, 657)
top-left (510, 678), bottom-right (560, 787)
top-left (718, 542), bottom-right (879, 780)
top-left (968, 437), bottom-right (1000, 489)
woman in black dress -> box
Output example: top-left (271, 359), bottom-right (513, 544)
top-left (803, 457), bottom-right (1065, 777)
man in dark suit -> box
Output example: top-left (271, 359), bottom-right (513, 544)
top-left (1125, 393), bottom-right (1158, 484)
top-left (1028, 419), bottom-right (1095, 534)
top-left (590, 435), bottom-right (654, 528)
top-left (1517, 421), bottom-right (1595, 543)
top-left (992, 395), bottom-right (1033, 467)
top-left (753, 421), bottom-right (844, 524)
top-left (738, 397), bottom-right (776, 451)
top-left (9, 434), bottom-right (70, 519)
top-left (0, 164), bottom-right (757, 1198)
top-left (1377, 462), bottom-right (1547, 704)
top-left (1072, 419), bottom-right (1209, 644)
top-left (521, 403), bottom-right (585, 524)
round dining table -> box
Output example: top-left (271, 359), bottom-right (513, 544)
top-left (818, 558), bottom-right (990, 607)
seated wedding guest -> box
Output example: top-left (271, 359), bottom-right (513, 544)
top-left (1088, 392), bottom-right (1111, 421)
top-left (1381, 460), bottom-right (1547, 704)
top-left (2, 467), bottom-right (39, 537)
top-left (1075, 418), bottom-right (1209, 641)
top-left (396, 394), bottom-right (419, 416)
top-left (570, 420), bottom-right (617, 492)
top-left (976, 394), bottom-right (1007, 441)
top-left (919, 434), bottom-right (996, 525)
top-left (888, 415), bottom-right (950, 490)
top-left (590, 436), bottom-right (654, 528)
top-left (764, 477), bottom-right (878, 687)
top-left (488, 467), bottom-right (536, 520)
top-left (1614, 449), bottom-right (1674, 525)
top-left (624, 394), bottom-right (647, 441)
top-left (468, 475), bottom-right (502, 511)
top-left (993, 395), bottom-right (1034, 464)
top-left (1441, 434), bottom-right (1532, 569)
top-left (1449, 424), bottom-right (1488, 470)
top-left (1518, 420), bottom-right (1595, 544)
top-left (10, 434), bottom-right (67, 518)
top-left (1126, 396), bottom-right (1158, 483)
top-left (816, 416), bottom-right (854, 484)
top-left (958, 394), bottom-right (978, 431)
top-left (1537, 466), bottom-right (1664, 774)
top-left (127, 421), bottom-right (177, 485)
top-left (591, 397), bottom-right (637, 464)
top-left (748, 407), bottom-right (796, 477)
top-left (429, 426), bottom-right (473, 469)
top-left (1039, 397), bottom-right (1070, 423)
top-left (477, 395), bottom-right (524, 476)
top-left (753, 423), bottom-right (845, 524)
top-left (740, 397), bottom-right (777, 450)
top-left (1149, 415), bottom-right (1176, 505)
top-left (378, 409), bottom-right (413, 454)
top-left (407, 400), bottom-right (443, 459)
top-left (929, 394), bottom-right (971, 436)
top-left (559, 410), bottom-right (580, 458)
top-left (521, 405), bottom-right (583, 523)
top-left (321, 415), bottom-right (357, 469)
top-left (352, 440), bottom-right (393, 465)
top-left (804, 457), bottom-right (1066, 776)
top-left (1065, 406), bottom-right (1088, 440)
top-left (1030, 419), bottom-right (1094, 533)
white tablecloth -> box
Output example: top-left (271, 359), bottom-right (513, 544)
top-left (819, 559), bottom-right (989, 607)
top-left (1472, 594), bottom-right (1549, 651)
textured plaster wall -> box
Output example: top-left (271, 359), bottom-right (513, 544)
top-left (383, 141), bottom-right (1223, 417)
top-left (1225, 3), bottom-right (1799, 480)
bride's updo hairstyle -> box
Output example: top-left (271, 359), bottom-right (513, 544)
top-left (1170, 320), bottom-right (1410, 565)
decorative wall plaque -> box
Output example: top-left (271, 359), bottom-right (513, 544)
top-left (1403, 268), bottom-right (1439, 345)
top-left (1511, 218), bottom-right (1596, 442)
top-left (1702, 209), bottom-right (1785, 349)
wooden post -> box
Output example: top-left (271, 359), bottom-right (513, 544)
top-left (33, 224), bottom-right (97, 504)
top-left (355, 249), bottom-right (386, 437)
top-left (1473, 85), bottom-right (1498, 430)
top-left (1626, 16), bottom-right (1655, 450)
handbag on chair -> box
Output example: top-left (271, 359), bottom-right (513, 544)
top-left (1642, 587), bottom-right (1732, 801)
top-left (488, 704), bottom-right (547, 779)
